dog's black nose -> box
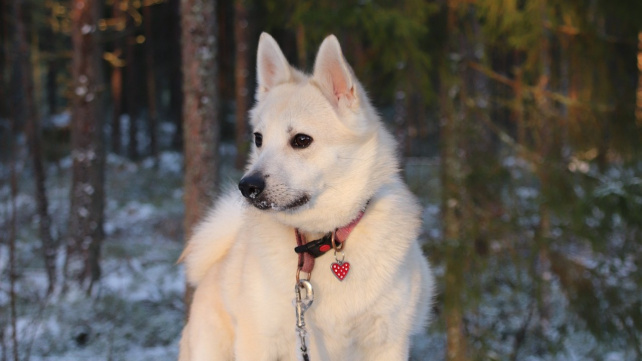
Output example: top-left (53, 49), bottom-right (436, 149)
top-left (238, 174), bottom-right (266, 199)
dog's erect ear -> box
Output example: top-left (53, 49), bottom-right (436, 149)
top-left (313, 35), bottom-right (358, 109)
top-left (256, 32), bottom-right (291, 99)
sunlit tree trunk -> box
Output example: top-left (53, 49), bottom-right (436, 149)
top-left (66, 0), bottom-right (105, 293)
top-left (513, 67), bottom-right (526, 145)
top-left (440, 2), bottom-right (470, 361)
top-left (533, 3), bottom-right (554, 329)
top-left (180, 0), bottom-right (219, 314)
top-left (234, 0), bottom-right (249, 169)
top-left (14, 0), bottom-right (57, 294)
top-left (441, 79), bottom-right (469, 361)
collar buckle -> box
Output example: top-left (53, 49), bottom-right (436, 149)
top-left (294, 233), bottom-right (341, 258)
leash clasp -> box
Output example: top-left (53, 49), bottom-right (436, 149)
top-left (294, 279), bottom-right (314, 360)
top-left (294, 279), bottom-right (314, 328)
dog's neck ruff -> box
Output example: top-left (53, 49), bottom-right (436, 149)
top-left (294, 209), bottom-right (365, 275)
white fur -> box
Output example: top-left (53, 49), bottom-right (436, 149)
top-left (179, 33), bottom-right (435, 361)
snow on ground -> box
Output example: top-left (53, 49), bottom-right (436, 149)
top-left (1, 151), bottom-right (185, 360)
top-left (2, 148), bottom-right (641, 360)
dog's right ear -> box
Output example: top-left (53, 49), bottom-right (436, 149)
top-left (312, 35), bottom-right (358, 111)
top-left (256, 32), bottom-right (292, 100)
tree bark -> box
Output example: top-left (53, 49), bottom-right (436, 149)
top-left (217, 0), bottom-right (232, 101)
top-left (4, 9), bottom-right (20, 359)
top-left (8, 70), bottom-right (20, 361)
top-left (126, 12), bottom-right (139, 160)
top-left (513, 67), bottom-right (525, 145)
top-left (14, 0), bottom-right (57, 294)
top-left (295, 23), bottom-right (306, 69)
top-left (533, 8), bottom-right (554, 330)
top-left (440, 82), bottom-right (469, 361)
top-left (110, 0), bottom-right (124, 154)
top-left (180, 0), bottom-right (219, 314)
top-left (233, 0), bottom-right (249, 169)
top-left (635, 31), bottom-right (642, 127)
top-left (168, 0), bottom-right (183, 150)
top-left (66, 0), bottom-right (105, 293)
top-left (0, 0), bottom-right (6, 119)
top-left (393, 87), bottom-right (407, 155)
top-left (43, 4), bottom-right (58, 116)
top-left (143, 2), bottom-right (158, 161)
top-left (440, 2), bottom-right (470, 361)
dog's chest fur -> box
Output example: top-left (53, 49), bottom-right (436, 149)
top-left (217, 186), bottom-right (424, 355)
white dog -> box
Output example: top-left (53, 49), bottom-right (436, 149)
top-left (179, 33), bottom-right (434, 361)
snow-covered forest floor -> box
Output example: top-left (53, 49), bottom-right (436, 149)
top-left (2, 151), bottom-right (187, 360)
top-left (1, 142), bottom-right (641, 360)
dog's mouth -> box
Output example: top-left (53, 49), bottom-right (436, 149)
top-left (247, 194), bottom-right (310, 211)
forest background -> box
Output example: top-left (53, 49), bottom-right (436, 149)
top-left (1, 0), bottom-right (642, 360)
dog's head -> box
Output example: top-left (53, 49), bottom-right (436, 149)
top-left (239, 33), bottom-right (396, 232)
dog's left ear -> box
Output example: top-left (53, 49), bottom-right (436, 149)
top-left (312, 35), bottom-right (359, 110)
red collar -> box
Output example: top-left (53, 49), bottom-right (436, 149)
top-left (294, 210), bottom-right (365, 275)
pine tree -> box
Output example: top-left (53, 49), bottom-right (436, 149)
top-left (109, 0), bottom-right (125, 154)
top-left (66, 0), bottom-right (105, 293)
top-left (125, 5), bottom-right (140, 160)
top-left (180, 0), bottom-right (219, 311)
top-left (143, 1), bottom-right (158, 161)
top-left (234, 0), bottom-right (250, 170)
top-left (440, 2), bottom-right (470, 360)
top-left (13, 0), bottom-right (57, 294)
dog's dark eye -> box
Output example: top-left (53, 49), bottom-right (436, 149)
top-left (254, 132), bottom-right (263, 148)
top-left (291, 134), bottom-right (313, 149)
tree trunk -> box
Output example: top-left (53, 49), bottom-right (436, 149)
top-left (440, 83), bottom-right (469, 361)
top-left (42, 4), bottom-right (58, 116)
top-left (533, 9), bottom-right (554, 330)
top-left (8, 68), bottom-right (20, 361)
top-left (393, 87), bottom-right (407, 154)
top-left (168, 0), bottom-right (183, 150)
top-left (180, 0), bottom-right (219, 314)
top-left (110, 0), bottom-right (124, 154)
top-left (234, 0), bottom-right (249, 169)
top-left (440, 2), bottom-right (470, 361)
top-left (14, 0), bottom-right (57, 294)
top-left (126, 14), bottom-right (139, 160)
top-left (0, 0), bottom-right (6, 119)
top-left (66, 0), bottom-right (105, 293)
top-left (635, 31), bottom-right (642, 127)
top-left (441, 94), bottom-right (469, 361)
top-left (217, 0), bottom-right (232, 102)
top-left (295, 23), bottom-right (306, 69)
top-left (46, 62), bottom-right (57, 115)
top-left (143, 2), bottom-right (158, 161)
top-left (513, 67), bottom-right (525, 145)
top-left (9, 133), bottom-right (19, 361)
